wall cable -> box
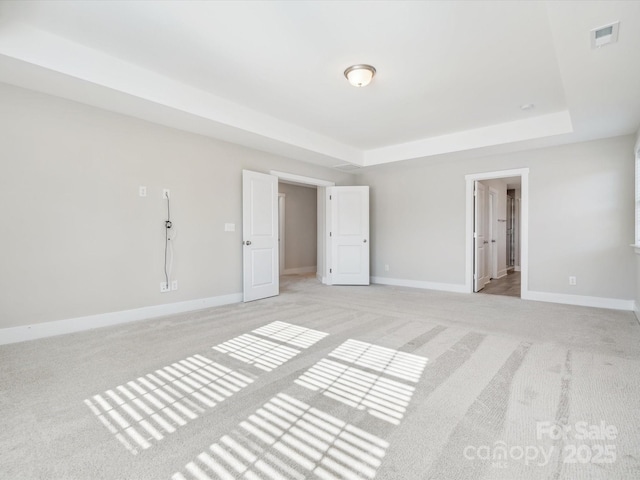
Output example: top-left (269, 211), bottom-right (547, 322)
top-left (164, 191), bottom-right (173, 288)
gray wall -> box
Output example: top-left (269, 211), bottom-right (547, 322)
top-left (357, 134), bottom-right (636, 300)
top-left (0, 83), bottom-right (353, 328)
top-left (278, 183), bottom-right (317, 272)
top-left (1, 81), bottom-right (636, 332)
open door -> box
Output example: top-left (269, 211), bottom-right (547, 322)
top-left (242, 170), bottom-right (279, 302)
top-left (328, 186), bottom-right (370, 285)
top-left (474, 181), bottom-right (489, 292)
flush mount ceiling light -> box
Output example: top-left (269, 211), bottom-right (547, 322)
top-left (344, 64), bottom-right (376, 87)
top-left (520, 103), bottom-right (535, 111)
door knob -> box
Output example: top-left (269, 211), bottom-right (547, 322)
top-left (363, 239), bottom-right (367, 243)
top-left (244, 240), bottom-right (252, 245)
top-left (483, 240), bottom-right (489, 244)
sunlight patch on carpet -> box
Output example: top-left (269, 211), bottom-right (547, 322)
top-left (252, 321), bottom-right (329, 349)
top-left (329, 339), bottom-right (428, 383)
top-left (213, 322), bottom-right (328, 371)
top-left (172, 393), bottom-right (388, 480)
top-left (84, 354), bottom-right (254, 454)
top-left (295, 340), bottom-right (428, 424)
top-left (213, 334), bottom-right (301, 372)
top-left (295, 358), bottom-right (415, 425)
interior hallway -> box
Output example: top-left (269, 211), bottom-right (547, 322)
top-left (479, 271), bottom-right (521, 298)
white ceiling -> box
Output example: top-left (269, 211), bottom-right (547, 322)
top-left (0, 1), bottom-right (638, 169)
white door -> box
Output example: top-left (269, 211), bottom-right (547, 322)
top-left (474, 181), bottom-right (490, 292)
top-left (329, 186), bottom-right (370, 285)
top-left (489, 188), bottom-right (498, 279)
top-left (242, 170), bottom-right (279, 302)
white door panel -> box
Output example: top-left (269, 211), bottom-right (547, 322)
top-left (251, 249), bottom-right (275, 285)
top-left (474, 181), bottom-right (490, 292)
top-left (243, 170), bottom-right (279, 302)
top-left (329, 186), bottom-right (369, 285)
top-left (337, 191), bottom-right (362, 234)
top-left (337, 245), bottom-right (362, 273)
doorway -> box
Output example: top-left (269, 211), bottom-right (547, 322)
top-left (243, 169), bottom-right (370, 302)
top-left (465, 168), bottom-right (529, 298)
top-left (269, 170), bottom-right (370, 286)
top-left (278, 182), bottom-right (318, 277)
top-left (269, 170), bottom-right (334, 284)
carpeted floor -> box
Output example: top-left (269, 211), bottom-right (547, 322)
top-left (1, 274), bottom-right (639, 480)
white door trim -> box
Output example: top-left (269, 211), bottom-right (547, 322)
top-left (269, 171), bottom-right (335, 187)
top-left (488, 186), bottom-right (499, 279)
top-left (278, 193), bottom-right (285, 274)
top-left (465, 168), bottom-right (529, 297)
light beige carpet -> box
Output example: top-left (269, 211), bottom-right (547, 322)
top-left (1, 274), bottom-right (639, 480)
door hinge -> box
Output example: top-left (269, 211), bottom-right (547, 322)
top-left (330, 268), bottom-right (332, 273)
top-left (473, 232), bottom-right (477, 238)
top-left (329, 195), bottom-right (332, 200)
top-left (329, 232), bottom-right (332, 237)
top-left (474, 189), bottom-right (477, 197)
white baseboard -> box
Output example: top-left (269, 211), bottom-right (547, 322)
top-left (634, 301), bottom-right (640, 324)
top-left (0, 293), bottom-right (242, 346)
top-left (371, 276), bottom-right (633, 311)
top-left (282, 266), bottom-right (316, 275)
top-left (514, 266), bottom-right (521, 272)
top-left (371, 276), bottom-right (467, 293)
top-left (523, 291), bottom-right (634, 311)
top-left (496, 269), bottom-right (508, 279)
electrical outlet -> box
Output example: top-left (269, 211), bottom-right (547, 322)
top-left (224, 223), bottom-right (235, 232)
top-left (384, 264), bottom-right (390, 272)
top-left (163, 189), bottom-right (170, 199)
top-left (139, 186), bottom-right (147, 197)
top-left (160, 282), bottom-right (170, 293)
top-left (569, 276), bottom-right (577, 286)
top-left (171, 280), bottom-right (178, 291)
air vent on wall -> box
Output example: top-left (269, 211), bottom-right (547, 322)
top-left (591, 21), bottom-right (619, 49)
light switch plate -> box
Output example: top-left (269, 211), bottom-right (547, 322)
top-left (224, 223), bottom-right (235, 232)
